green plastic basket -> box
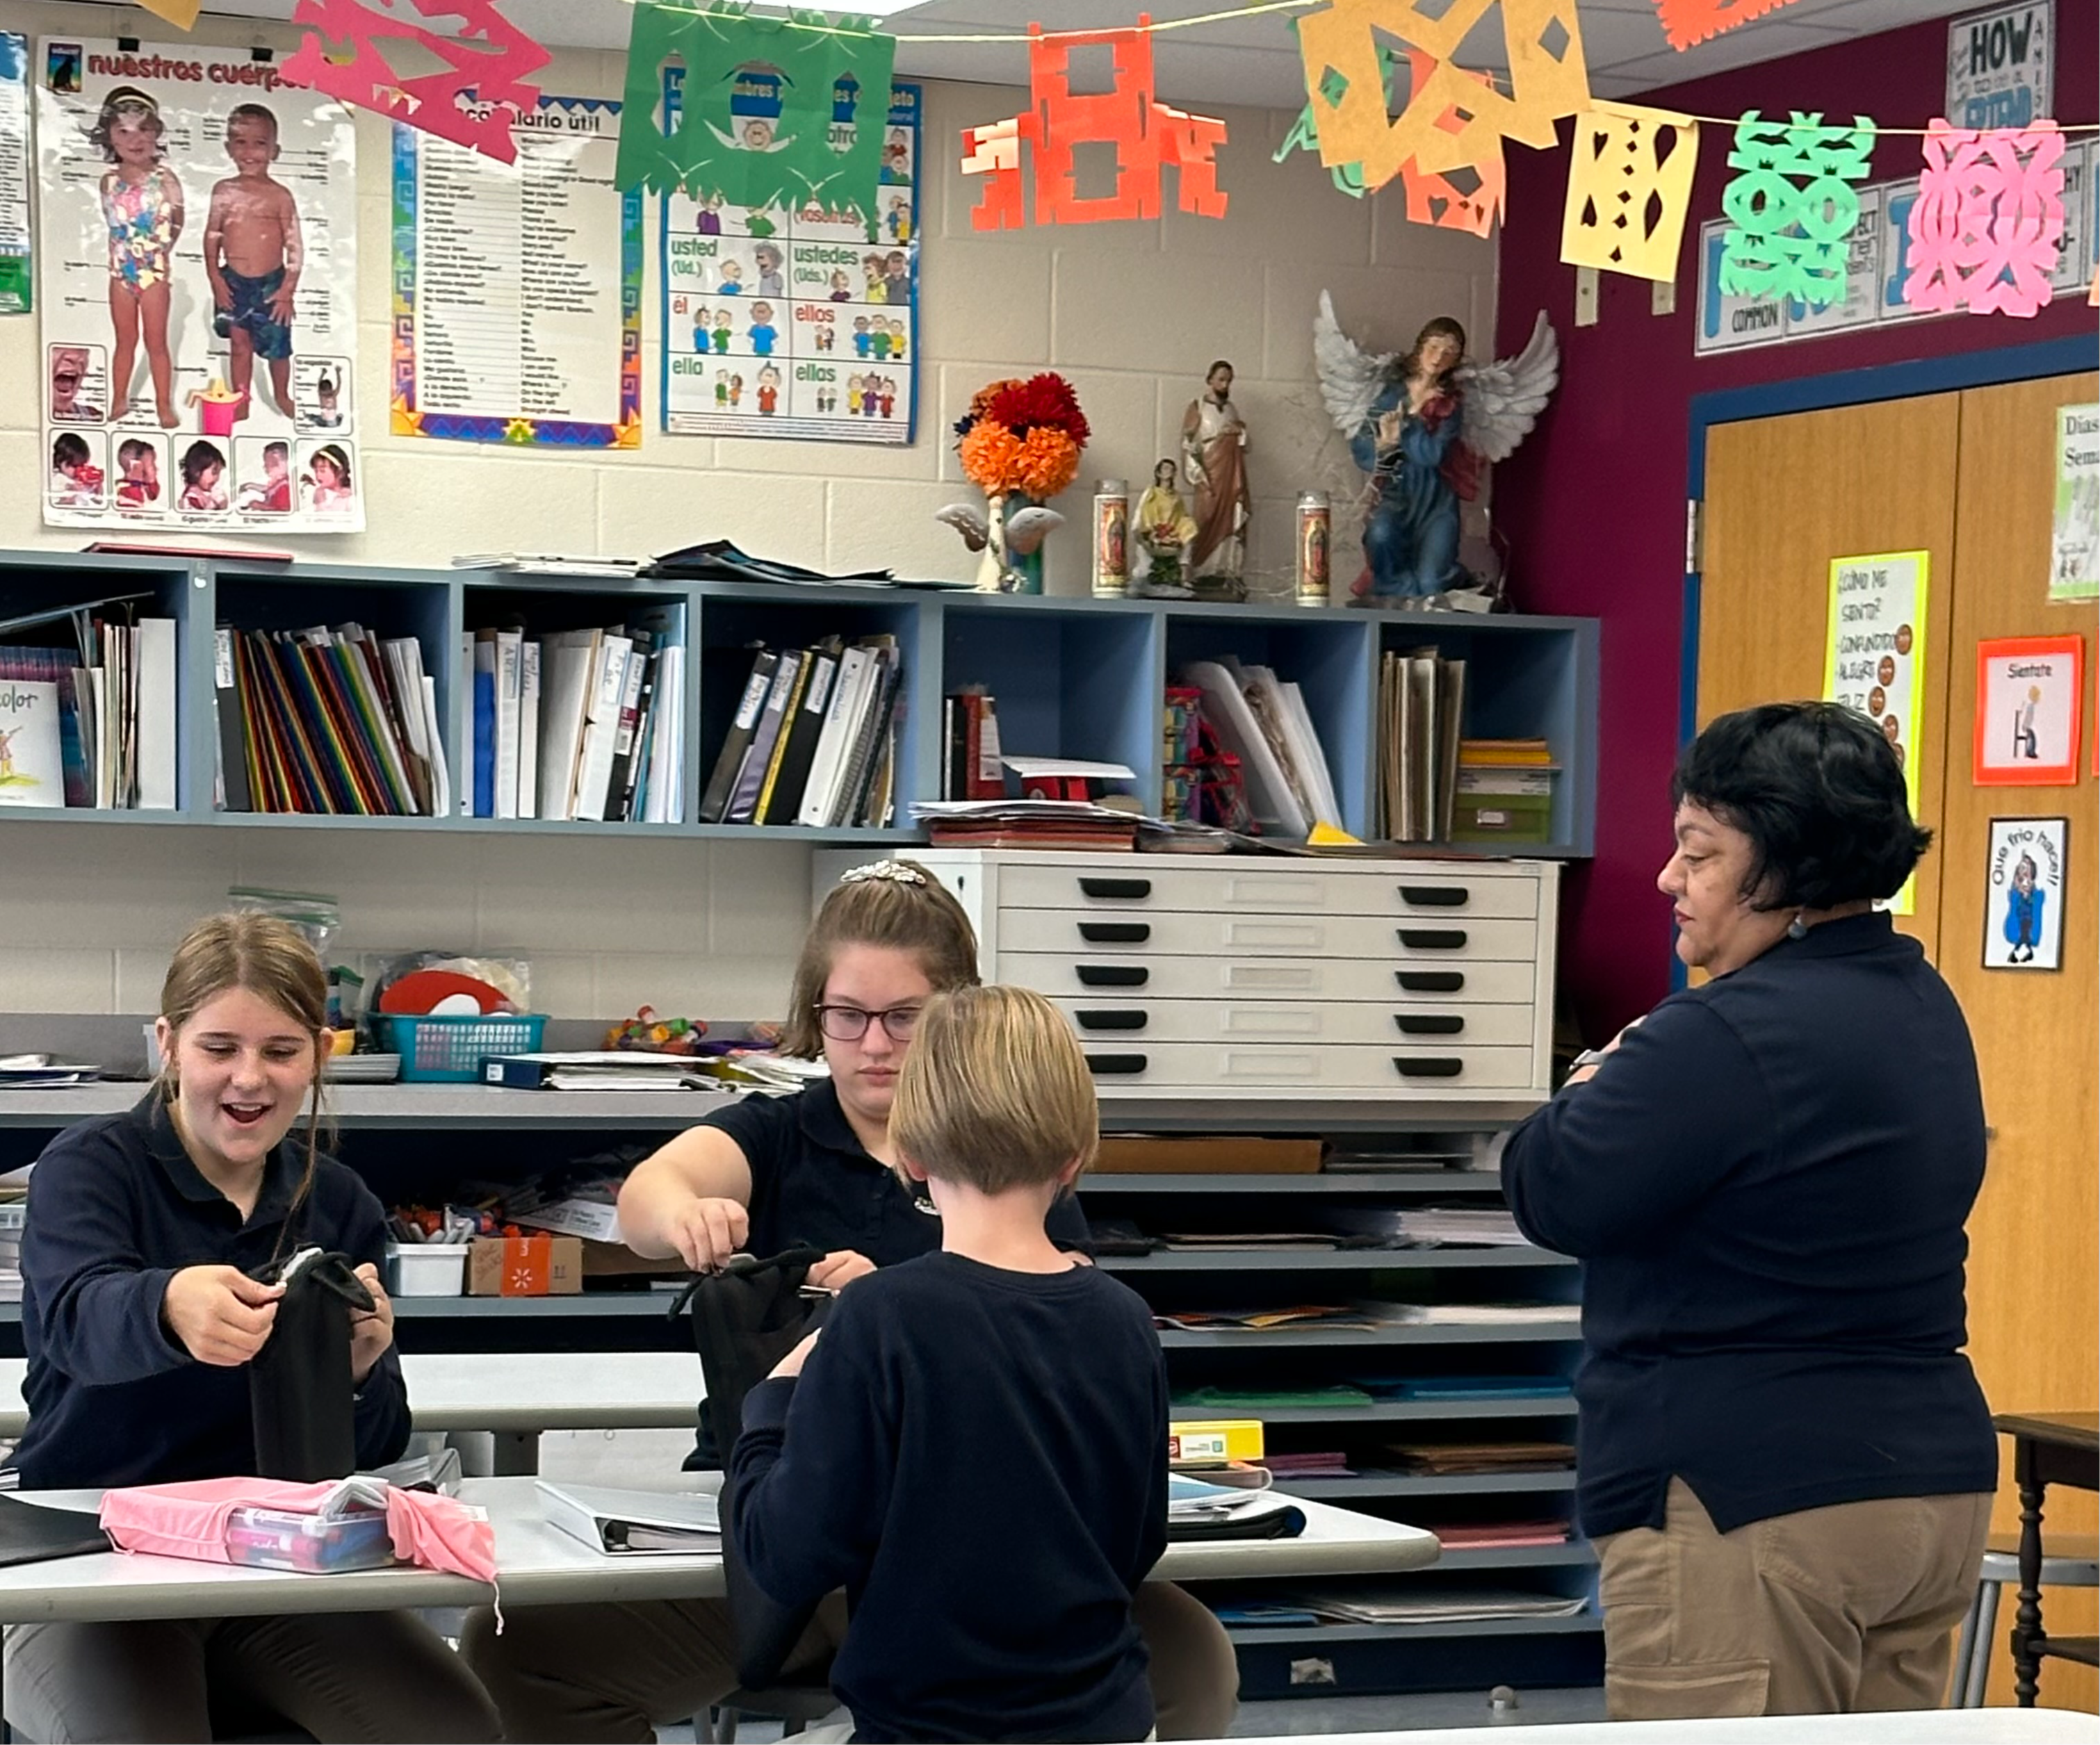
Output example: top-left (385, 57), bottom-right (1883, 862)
top-left (375, 1012), bottom-right (547, 1083)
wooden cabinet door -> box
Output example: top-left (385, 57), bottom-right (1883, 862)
top-left (1943, 372), bottom-right (2099, 1712)
top-left (1700, 395), bottom-right (1962, 958)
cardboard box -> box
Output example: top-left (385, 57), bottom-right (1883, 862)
top-left (578, 1238), bottom-right (683, 1279)
top-left (1169, 1418), bottom-right (1266, 1464)
top-left (1094, 1136), bottom-right (1324, 1175)
top-left (466, 1234), bottom-right (583, 1296)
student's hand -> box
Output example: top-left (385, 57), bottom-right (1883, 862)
top-left (805, 1250), bottom-right (875, 1292)
top-left (663, 1195), bottom-right (750, 1272)
top-left (162, 1265), bottom-right (282, 1367)
top-left (348, 1262), bottom-right (394, 1382)
top-left (266, 279), bottom-right (298, 323)
top-left (769, 1329), bottom-right (821, 1379)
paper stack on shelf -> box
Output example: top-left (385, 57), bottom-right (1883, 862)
top-left (1454, 737), bottom-right (1557, 844)
top-left (1182, 659), bottom-right (1341, 838)
top-left (1330, 1206), bottom-right (1532, 1247)
top-left (1272, 1587), bottom-right (1590, 1626)
top-left (911, 798), bottom-right (1139, 851)
top-left (0, 1193), bottom-right (24, 1304)
top-left (1377, 646), bottom-right (1465, 843)
top-left (451, 554), bottom-right (643, 577)
top-left (1359, 1301), bottom-right (1581, 1327)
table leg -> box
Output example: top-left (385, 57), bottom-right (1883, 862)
top-left (489, 1431), bottom-right (539, 1477)
top-left (2012, 1453), bottom-right (2046, 1708)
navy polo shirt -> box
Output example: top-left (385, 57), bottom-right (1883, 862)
top-left (699, 1078), bottom-right (1092, 1263)
top-left (11, 1095), bottom-right (410, 1489)
top-left (1501, 912), bottom-right (1998, 1539)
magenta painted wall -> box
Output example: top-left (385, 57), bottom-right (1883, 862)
top-left (1492, 5), bottom-right (2099, 1038)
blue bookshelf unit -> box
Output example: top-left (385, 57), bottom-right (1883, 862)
top-left (0, 551), bottom-right (1600, 855)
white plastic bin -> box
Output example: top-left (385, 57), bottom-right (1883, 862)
top-left (384, 1242), bottom-right (469, 1297)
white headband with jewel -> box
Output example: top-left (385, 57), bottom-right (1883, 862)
top-left (838, 859), bottom-right (925, 887)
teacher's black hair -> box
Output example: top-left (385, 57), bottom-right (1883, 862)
top-left (1671, 701), bottom-right (1932, 910)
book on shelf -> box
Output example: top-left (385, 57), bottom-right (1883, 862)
top-left (0, 678), bottom-right (65, 809)
top-left (465, 611), bottom-right (687, 825)
top-left (698, 634), bottom-right (901, 830)
top-left (219, 624), bottom-right (442, 817)
top-left (1, 612), bottom-right (177, 812)
top-left (1378, 648), bottom-right (1467, 843)
top-left (941, 689), bottom-right (1005, 801)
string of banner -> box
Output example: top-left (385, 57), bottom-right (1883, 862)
top-left (131, 0), bottom-right (2100, 317)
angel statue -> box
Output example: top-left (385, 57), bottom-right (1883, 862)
top-left (1312, 292), bottom-right (1558, 605)
top-left (934, 498), bottom-right (1064, 591)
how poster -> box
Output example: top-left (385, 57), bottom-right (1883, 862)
top-left (0, 33), bottom-right (29, 315)
top-left (2050, 402), bottom-right (2099, 603)
top-left (35, 36), bottom-right (361, 532)
top-left (1975, 634), bottom-right (2083, 784)
top-left (1945, 1), bottom-right (2053, 131)
top-left (1825, 550), bottom-right (1929, 914)
top-left (391, 94), bottom-right (644, 449)
top-left (660, 80), bottom-right (920, 443)
top-left (1981, 815), bottom-right (2067, 969)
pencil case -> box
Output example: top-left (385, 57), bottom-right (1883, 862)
top-left (222, 1503), bottom-right (396, 1574)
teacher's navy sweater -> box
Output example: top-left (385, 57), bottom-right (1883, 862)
top-left (731, 1251), bottom-right (1168, 1745)
top-left (1501, 913), bottom-right (1998, 1539)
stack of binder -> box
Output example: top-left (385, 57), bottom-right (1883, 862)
top-left (700, 635), bottom-right (902, 828)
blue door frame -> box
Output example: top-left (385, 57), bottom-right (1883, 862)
top-left (1669, 330), bottom-right (2100, 987)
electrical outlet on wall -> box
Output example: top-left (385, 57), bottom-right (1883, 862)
top-left (1574, 266), bottom-right (1600, 328)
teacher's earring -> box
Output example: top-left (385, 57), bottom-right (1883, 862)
top-left (1787, 912), bottom-right (1809, 941)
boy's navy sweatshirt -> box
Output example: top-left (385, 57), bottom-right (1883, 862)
top-left (731, 1250), bottom-right (1169, 1745)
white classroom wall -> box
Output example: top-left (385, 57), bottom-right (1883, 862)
top-left (0, 1), bottom-right (1496, 1019)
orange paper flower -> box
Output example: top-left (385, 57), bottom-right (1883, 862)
top-left (959, 423), bottom-right (1025, 494)
top-left (1014, 426), bottom-right (1080, 499)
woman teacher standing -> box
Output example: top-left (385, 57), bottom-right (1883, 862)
top-left (1502, 703), bottom-right (1996, 1719)
top-left (462, 860), bottom-right (1239, 1742)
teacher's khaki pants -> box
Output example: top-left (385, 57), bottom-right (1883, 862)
top-left (1594, 1476), bottom-right (1993, 1720)
top-left (459, 1581), bottom-right (1237, 1743)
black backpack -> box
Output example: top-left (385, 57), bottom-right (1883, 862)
top-left (669, 1247), bottom-right (832, 1689)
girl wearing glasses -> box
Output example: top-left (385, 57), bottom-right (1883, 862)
top-left (462, 860), bottom-right (1237, 1743)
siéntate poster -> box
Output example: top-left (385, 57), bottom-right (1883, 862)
top-left (660, 79), bottom-right (920, 443)
top-left (35, 35), bottom-right (361, 532)
top-left (391, 93), bottom-right (644, 450)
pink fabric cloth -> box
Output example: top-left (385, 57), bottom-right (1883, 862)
top-left (99, 1477), bottom-right (496, 1584)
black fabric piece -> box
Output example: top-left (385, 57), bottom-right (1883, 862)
top-left (670, 1247), bottom-right (831, 1691)
top-left (0, 1493), bottom-right (111, 1567)
top-left (248, 1248), bottom-right (372, 1482)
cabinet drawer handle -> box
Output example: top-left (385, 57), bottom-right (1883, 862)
top-left (1392, 1056), bottom-right (1465, 1078)
top-left (1079, 921), bottom-right (1151, 944)
top-left (1396, 971), bottom-right (1465, 994)
top-left (1086, 1054), bottom-right (1149, 1076)
top-left (1398, 885), bottom-right (1469, 908)
top-left (1398, 928), bottom-right (1468, 951)
top-left (1076, 965), bottom-right (1148, 988)
top-left (1080, 877), bottom-right (1152, 900)
top-left (1394, 1014), bottom-right (1465, 1036)
top-left (1073, 1010), bottom-right (1147, 1032)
